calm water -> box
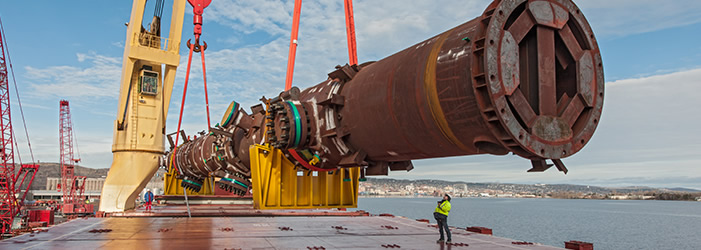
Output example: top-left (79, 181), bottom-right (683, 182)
top-left (353, 197), bottom-right (701, 250)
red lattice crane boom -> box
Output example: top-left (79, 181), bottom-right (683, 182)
top-left (0, 18), bottom-right (17, 234)
top-left (59, 100), bottom-right (87, 214)
top-left (0, 17), bottom-right (39, 234)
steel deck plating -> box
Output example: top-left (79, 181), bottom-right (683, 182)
top-left (2, 205), bottom-right (563, 249)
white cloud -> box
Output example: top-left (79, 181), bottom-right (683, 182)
top-left (25, 52), bottom-right (121, 99)
top-left (111, 41), bottom-right (124, 49)
top-left (577, 0), bottom-right (701, 37)
top-left (353, 0), bottom-right (489, 58)
top-left (206, 0), bottom-right (291, 35)
top-left (18, 51), bottom-right (125, 168)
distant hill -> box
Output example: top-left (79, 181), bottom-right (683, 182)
top-left (19, 162), bottom-right (109, 190)
top-left (667, 187), bottom-right (701, 192)
top-left (366, 177), bottom-right (609, 193)
top-left (365, 178), bottom-right (698, 195)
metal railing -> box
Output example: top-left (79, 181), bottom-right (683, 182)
top-left (134, 32), bottom-right (177, 52)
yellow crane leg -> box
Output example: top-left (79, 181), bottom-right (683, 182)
top-left (99, 0), bottom-right (187, 212)
top-left (249, 144), bottom-right (359, 209)
top-left (100, 151), bottom-right (160, 212)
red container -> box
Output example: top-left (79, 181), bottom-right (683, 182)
top-left (565, 241), bottom-right (593, 250)
top-left (28, 211), bottom-right (35, 222)
top-left (62, 204), bottom-right (74, 214)
top-left (84, 204), bottom-right (95, 213)
top-left (38, 210), bottom-right (55, 225)
top-left (466, 227), bottom-right (493, 235)
top-left (28, 210), bottom-right (42, 222)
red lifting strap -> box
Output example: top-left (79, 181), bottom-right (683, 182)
top-left (344, 0), bottom-right (358, 66)
top-left (284, 0), bottom-right (303, 91)
top-left (284, 0), bottom-right (358, 91)
top-left (172, 0), bottom-right (213, 174)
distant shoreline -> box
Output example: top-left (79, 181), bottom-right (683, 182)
top-left (359, 194), bottom-right (701, 202)
top-left (359, 177), bottom-right (701, 202)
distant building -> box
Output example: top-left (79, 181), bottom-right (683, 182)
top-left (610, 195), bottom-right (629, 200)
top-left (46, 177), bottom-right (105, 192)
top-left (43, 169), bottom-right (166, 200)
top-left (29, 190), bottom-right (101, 201)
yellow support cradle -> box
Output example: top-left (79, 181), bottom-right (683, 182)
top-left (249, 144), bottom-right (359, 209)
top-left (163, 168), bottom-right (215, 195)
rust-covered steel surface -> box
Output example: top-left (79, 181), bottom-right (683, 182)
top-left (2, 213), bottom-right (564, 249)
top-left (166, 0), bottom-right (604, 191)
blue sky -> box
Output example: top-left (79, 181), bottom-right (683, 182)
top-left (1, 0), bottom-right (700, 189)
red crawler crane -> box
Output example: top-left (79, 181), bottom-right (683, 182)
top-left (0, 18), bottom-right (39, 234)
top-left (58, 100), bottom-right (88, 214)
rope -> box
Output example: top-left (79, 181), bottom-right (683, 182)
top-left (12, 130), bottom-right (21, 168)
top-left (183, 187), bottom-right (192, 218)
top-left (201, 48), bottom-right (211, 129)
top-left (171, 40), bottom-right (196, 175)
top-left (0, 17), bottom-right (35, 164)
top-left (72, 115), bottom-right (81, 162)
top-left (154, 0), bottom-right (165, 19)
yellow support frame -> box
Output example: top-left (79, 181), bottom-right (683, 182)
top-left (249, 144), bottom-right (359, 209)
top-left (163, 168), bottom-right (215, 195)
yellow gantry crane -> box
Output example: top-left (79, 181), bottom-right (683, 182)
top-left (101, 0), bottom-right (362, 212)
top-left (99, 0), bottom-right (187, 212)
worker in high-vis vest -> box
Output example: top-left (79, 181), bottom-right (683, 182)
top-left (434, 194), bottom-right (452, 243)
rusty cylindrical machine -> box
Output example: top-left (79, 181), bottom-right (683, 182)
top-left (166, 0), bottom-right (604, 193)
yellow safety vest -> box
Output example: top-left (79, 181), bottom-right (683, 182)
top-left (434, 200), bottom-right (451, 216)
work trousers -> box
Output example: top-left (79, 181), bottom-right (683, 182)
top-left (145, 201), bottom-right (152, 211)
top-left (433, 212), bottom-right (451, 241)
